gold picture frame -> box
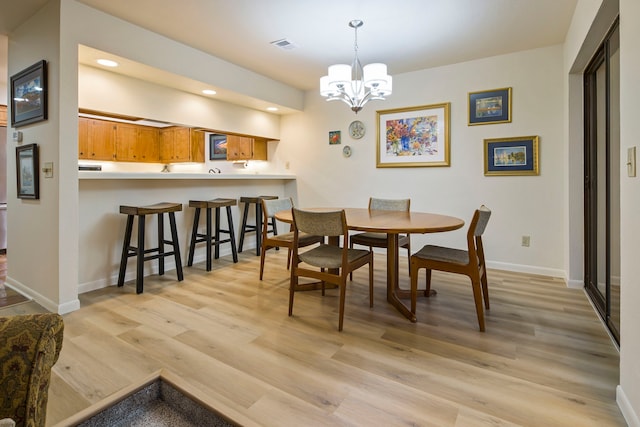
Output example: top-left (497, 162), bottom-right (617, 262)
top-left (376, 103), bottom-right (450, 168)
top-left (468, 87), bottom-right (511, 125)
top-left (484, 135), bottom-right (539, 176)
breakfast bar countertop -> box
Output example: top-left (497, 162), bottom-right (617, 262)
top-left (78, 171), bottom-right (297, 180)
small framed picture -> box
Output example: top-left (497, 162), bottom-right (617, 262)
top-left (468, 87), bottom-right (511, 125)
top-left (16, 143), bottom-right (40, 199)
top-left (329, 130), bottom-right (341, 145)
top-left (11, 60), bottom-right (48, 127)
top-left (484, 136), bottom-right (539, 176)
top-left (209, 134), bottom-right (227, 160)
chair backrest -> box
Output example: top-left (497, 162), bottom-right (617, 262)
top-left (369, 197), bottom-right (410, 211)
top-left (473, 205), bottom-right (492, 237)
top-left (292, 208), bottom-right (346, 238)
top-left (263, 197), bottom-right (293, 219)
top-left (466, 205), bottom-right (491, 250)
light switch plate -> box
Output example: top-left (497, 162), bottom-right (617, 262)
top-left (43, 162), bottom-right (54, 178)
top-left (628, 146), bottom-right (636, 177)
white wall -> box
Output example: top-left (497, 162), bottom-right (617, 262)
top-left (619, 0), bottom-right (640, 424)
top-left (78, 64), bottom-right (281, 140)
top-left (5, 0), bottom-right (304, 312)
top-left (0, 35), bottom-right (7, 105)
top-left (276, 45), bottom-right (566, 277)
top-left (6, 0), bottom-right (70, 311)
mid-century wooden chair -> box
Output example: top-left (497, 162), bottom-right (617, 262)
top-left (289, 208), bottom-right (374, 331)
top-left (259, 198), bottom-right (323, 280)
top-left (349, 197), bottom-right (411, 279)
top-left (409, 205), bottom-right (492, 331)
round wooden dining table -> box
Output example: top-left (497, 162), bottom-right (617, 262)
top-left (274, 207), bottom-right (465, 322)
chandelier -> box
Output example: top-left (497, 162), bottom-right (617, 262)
top-left (320, 20), bottom-right (392, 114)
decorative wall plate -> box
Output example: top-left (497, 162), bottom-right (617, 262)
top-left (343, 145), bottom-right (352, 157)
top-left (348, 120), bottom-right (365, 139)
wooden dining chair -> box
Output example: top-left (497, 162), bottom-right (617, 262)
top-left (259, 198), bottom-right (323, 280)
top-left (289, 208), bottom-right (374, 331)
top-left (349, 197), bottom-right (411, 280)
top-left (409, 205), bottom-right (492, 331)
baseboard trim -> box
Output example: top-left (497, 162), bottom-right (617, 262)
top-left (77, 247), bottom-right (238, 294)
top-left (486, 261), bottom-right (566, 281)
top-left (617, 385), bottom-right (640, 427)
top-left (5, 277), bottom-right (80, 314)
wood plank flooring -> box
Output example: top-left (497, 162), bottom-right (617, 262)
top-left (0, 252), bottom-right (31, 308)
top-left (0, 251), bottom-right (625, 426)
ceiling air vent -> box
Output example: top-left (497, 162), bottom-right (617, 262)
top-left (270, 38), bottom-right (298, 50)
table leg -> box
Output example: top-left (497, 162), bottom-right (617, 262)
top-left (386, 233), bottom-right (416, 322)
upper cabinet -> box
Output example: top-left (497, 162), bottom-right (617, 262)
top-left (226, 135), bottom-right (267, 161)
top-left (77, 114), bottom-right (270, 164)
top-left (159, 127), bottom-right (204, 163)
top-left (78, 117), bottom-right (117, 161)
top-left (116, 123), bottom-right (159, 162)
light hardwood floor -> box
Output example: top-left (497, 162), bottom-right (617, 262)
top-left (0, 251), bottom-right (626, 426)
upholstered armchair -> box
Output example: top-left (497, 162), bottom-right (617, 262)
top-left (0, 314), bottom-right (64, 427)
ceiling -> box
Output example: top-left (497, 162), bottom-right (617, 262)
top-left (1, 0), bottom-right (578, 111)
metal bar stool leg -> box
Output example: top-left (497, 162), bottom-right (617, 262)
top-left (214, 207), bottom-right (221, 260)
top-left (136, 215), bottom-right (146, 294)
top-left (169, 211), bottom-right (184, 281)
top-left (188, 208), bottom-right (201, 266)
top-left (158, 213), bottom-right (165, 276)
top-left (238, 201), bottom-right (250, 252)
top-left (226, 205), bottom-right (238, 263)
top-left (255, 201), bottom-right (263, 256)
top-left (206, 207), bottom-right (213, 271)
top-left (118, 215), bottom-right (134, 287)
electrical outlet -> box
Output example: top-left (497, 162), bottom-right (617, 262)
top-left (521, 235), bottom-right (530, 247)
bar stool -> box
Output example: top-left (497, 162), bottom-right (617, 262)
top-left (187, 198), bottom-right (238, 271)
top-left (238, 196), bottom-right (278, 256)
top-left (117, 202), bottom-right (184, 294)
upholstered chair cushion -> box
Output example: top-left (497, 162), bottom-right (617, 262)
top-left (0, 314), bottom-right (64, 427)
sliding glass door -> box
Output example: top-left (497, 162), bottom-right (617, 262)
top-left (583, 19), bottom-right (620, 344)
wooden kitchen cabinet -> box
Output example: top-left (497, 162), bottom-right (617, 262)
top-left (78, 117), bottom-right (116, 161)
top-left (160, 127), bottom-right (204, 163)
top-left (0, 105), bottom-right (7, 126)
top-left (116, 123), bottom-right (159, 162)
top-left (226, 135), bottom-right (267, 160)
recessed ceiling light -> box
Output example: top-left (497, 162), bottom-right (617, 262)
top-left (96, 59), bottom-right (118, 67)
top-left (202, 89), bottom-right (217, 95)
top-left (266, 107), bottom-right (278, 112)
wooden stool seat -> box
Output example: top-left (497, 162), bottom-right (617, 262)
top-left (238, 196), bottom-right (278, 256)
top-left (187, 198), bottom-right (238, 271)
top-left (117, 202), bottom-right (184, 294)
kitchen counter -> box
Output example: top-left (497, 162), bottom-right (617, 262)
top-left (79, 171), bottom-right (296, 180)
top-left (78, 171), bottom-right (297, 293)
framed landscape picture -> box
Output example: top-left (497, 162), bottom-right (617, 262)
top-left (468, 87), bottom-right (511, 125)
top-left (484, 135), bottom-right (539, 176)
top-left (16, 143), bottom-right (40, 199)
top-left (10, 60), bottom-right (48, 127)
top-left (209, 134), bottom-right (227, 160)
top-left (376, 103), bottom-right (450, 168)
